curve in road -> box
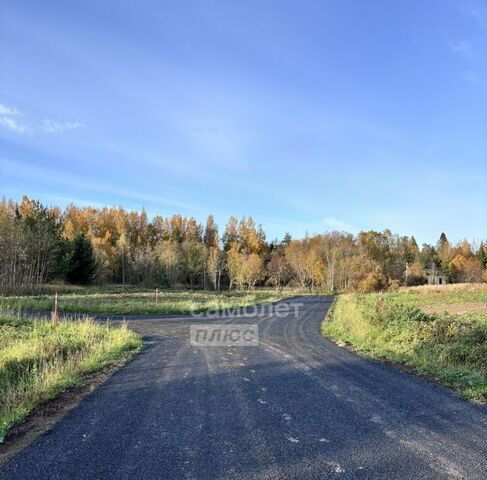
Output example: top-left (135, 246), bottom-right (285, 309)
top-left (1, 296), bottom-right (486, 479)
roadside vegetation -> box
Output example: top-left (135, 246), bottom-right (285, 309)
top-left (323, 284), bottom-right (487, 401)
top-left (0, 288), bottom-right (286, 315)
top-left (0, 312), bottom-right (141, 439)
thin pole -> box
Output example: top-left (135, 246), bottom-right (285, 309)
top-left (52, 292), bottom-right (59, 325)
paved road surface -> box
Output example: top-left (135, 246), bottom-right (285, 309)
top-left (1, 296), bottom-right (487, 479)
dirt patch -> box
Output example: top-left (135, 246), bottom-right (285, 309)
top-left (0, 358), bottom-right (130, 468)
top-left (421, 302), bottom-right (487, 315)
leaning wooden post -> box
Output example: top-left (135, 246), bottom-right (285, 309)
top-left (52, 292), bottom-right (59, 325)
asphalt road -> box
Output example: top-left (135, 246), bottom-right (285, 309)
top-left (1, 296), bottom-right (487, 479)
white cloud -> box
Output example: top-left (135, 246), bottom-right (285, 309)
top-left (0, 102), bottom-right (27, 134)
top-left (42, 118), bottom-right (85, 133)
top-left (446, 37), bottom-right (485, 84)
top-left (464, 3), bottom-right (487, 28)
top-left (0, 116), bottom-right (27, 134)
top-left (0, 103), bottom-right (86, 135)
top-left (449, 39), bottom-right (475, 60)
top-left (324, 217), bottom-right (357, 233)
top-left (0, 103), bottom-right (20, 116)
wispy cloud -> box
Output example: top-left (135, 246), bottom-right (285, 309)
top-left (324, 217), bottom-right (357, 233)
top-left (0, 117), bottom-right (27, 134)
top-left (0, 157), bottom-right (205, 214)
top-left (446, 35), bottom-right (485, 84)
top-left (1, 101), bottom-right (87, 135)
top-left (464, 3), bottom-right (487, 28)
top-left (0, 103), bottom-right (20, 116)
top-left (0, 103), bottom-right (27, 134)
top-left (42, 118), bottom-right (85, 133)
top-left (448, 39), bottom-right (475, 60)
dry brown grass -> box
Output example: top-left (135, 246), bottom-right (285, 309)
top-left (421, 303), bottom-right (487, 315)
top-left (399, 283), bottom-right (487, 294)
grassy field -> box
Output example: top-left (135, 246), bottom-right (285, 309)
top-left (323, 284), bottom-right (487, 401)
top-left (0, 286), bottom-right (288, 315)
top-left (0, 312), bottom-right (141, 439)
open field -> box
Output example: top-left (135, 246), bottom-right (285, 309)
top-left (0, 312), bottom-right (141, 439)
top-left (390, 283), bottom-right (487, 307)
top-left (323, 284), bottom-right (487, 400)
top-left (0, 286), bottom-right (289, 315)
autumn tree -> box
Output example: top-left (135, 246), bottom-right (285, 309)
top-left (242, 253), bottom-right (264, 291)
top-left (2, 195), bottom-right (486, 293)
top-left (226, 244), bottom-right (243, 290)
top-left (204, 215), bottom-right (219, 248)
top-left (155, 240), bottom-right (181, 286)
top-left (285, 240), bottom-right (309, 289)
top-left (266, 253), bottom-right (289, 292)
top-left (182, 241), bottom-right (206, 289)
top-left (285, 238), bottom-right (321, 291)
top-left (347, 255), bottom-right (386, 293)
top-left (0, 197), bottom-right (64, 292)
top-left (207, 247), bottom-right (222, 290)
top-left (222, 216), bottom-right (239, 251)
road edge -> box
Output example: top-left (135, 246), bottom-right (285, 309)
top-left (0, 346), bottom-right (143, 468)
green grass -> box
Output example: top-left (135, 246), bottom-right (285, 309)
top-left (0, 312), bottom-right (141, 439)
top-left (0, 287), bottom-right (287, 315)
top-left (323, 285), bottom-right (487, 401)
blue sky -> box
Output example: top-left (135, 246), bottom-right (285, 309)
top-left (1, 0), bottom-right (486, 244)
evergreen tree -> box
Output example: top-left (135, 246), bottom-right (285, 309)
top-left (436, 232), bottom-right (449, 251)
top-left (478, 242), bottom-right (487, 268)
top-left (436, 233), bottom-right (451, 279)
top-left (66, 233), bottom-right (97, 284)
top-left (282, 232), bottom-right (292, 246)
top-left (419, 244), bottom-right (439, 269)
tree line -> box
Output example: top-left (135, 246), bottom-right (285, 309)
top-left (1, 196), bottom-right (486, 294)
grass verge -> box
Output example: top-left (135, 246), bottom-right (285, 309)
top-left (0, 288), bottom-right (288, 315)
top-left (0, 312), bottom-right (141, 440)
top-left (322, 289), bottom-right (487, 401)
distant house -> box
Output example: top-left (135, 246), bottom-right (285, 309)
top-left (404, 262), bottom-right (448, 286)
top-left (424, 264), bottom-right (448, 285)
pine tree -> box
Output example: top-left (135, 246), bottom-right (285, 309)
top-left (283, 233), bottom-right (292, 246)
top-left (66, 233), bottom-right (97, 284)
top-left (436, 232), bottom-right (449, 251)
top-left (478, 242), bottom-right (487, 268)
